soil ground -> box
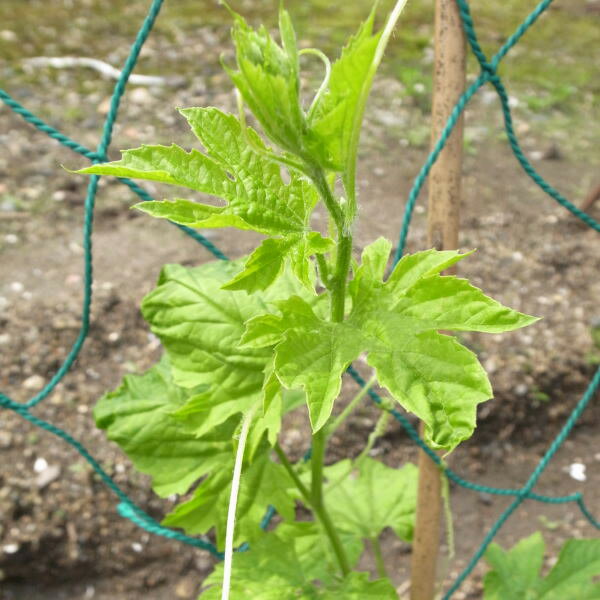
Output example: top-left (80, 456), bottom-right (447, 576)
top-left (1, 1), bottom-right (599, 599)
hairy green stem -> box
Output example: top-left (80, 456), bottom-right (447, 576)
top-left (371, 535), bottom-right (388, 579)
top-left (301, 163), bottom-right (356, 576)
top-left (309, 165), bottom-right (344, 231)
top-left (331, 233), bottom-right (353, 322)
top-left (326, 374), bottom-right (377, 439)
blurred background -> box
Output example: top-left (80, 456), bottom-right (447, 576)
top-left (1, 1), bottom-right (599, 598)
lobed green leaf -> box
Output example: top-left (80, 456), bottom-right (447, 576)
top-left (483, 533), bottom-right (600, 599)
top-left (78, 108), bottom-right (318, 239)
top-left (324, 458), bottom-right (418, 542)
top-left (94, 358), bottom-right (234, 497)
top-left (162, 451), bottom-right (295, 551)
top-left (199, 528), bottom-right (396, 599)
top-left (264, 242), bottom-right (537, 449)
top-left (140, 260), bottom-right (311, 448)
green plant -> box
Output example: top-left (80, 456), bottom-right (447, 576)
top-left (76, 2), bottom-right (541, 597)
top-left (483, 532), bottom-right (600, 599)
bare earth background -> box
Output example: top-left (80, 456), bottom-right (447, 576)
top-left (1, 1), bottom-right (599, 598)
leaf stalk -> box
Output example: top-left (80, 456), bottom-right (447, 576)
top-left (326, 374), bottom-right (378, 439)
top-left (310, 428), bottom-right (351, 576)
top-left (275, 442), bottom-right (351, 576)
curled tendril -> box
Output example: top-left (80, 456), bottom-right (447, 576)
top-left (299, 47), bottom-right (332, 121)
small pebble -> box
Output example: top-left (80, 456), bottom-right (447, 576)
top-left (2, 544), bottom-right (19, 555)
top-left (478, 492), bottom-right (493, 506)
top-left (514, 383), bottom-right (528, 396)
top-left (34, 457), bottom-right (48, 473)
top-left (0, 30), bottom-right (17, 42)
top-left (131, 542), bottom-right (143, 553)
top-left (175, 576), bottom-right (197, 599)
top-left (9, 281), bottom-right (24, 293)
top-left (567, 463), bottom-right (586, 482)
top-left (36, 465), bottom-right (61, 489)
top-left (23, 374), bottom-right (45, 391)
top-left (4, 234), bottom-right (18, 244)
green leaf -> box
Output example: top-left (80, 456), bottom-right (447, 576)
top-left (74, 144), bottom-right (231, 194)
top-left (273, 297), bottom-right (364, 431)
top-left (163, 452), bottom-right (294, 551)
top-left (290, 232), bottom-right (335, 290)
top-left (270, 242), bottom-right (536, 449)
top-left (483, 534), bottom-right (600, 600)
top-left (324, 458), bottom-right (418, 542)
top-left (323, 572), bottom-right (398, 599)
top-left (141, 260), bottom-right (312, 446)
top-left (276, 521), bottom-right (364, 584)
top-left (142, 260), bottom-right (269, 388)
top-left (241, 313), bottom-right (290, 349)
top-left (483, 532), bottom-right (546, 599)
top-left (386, 247), bottom-right (473, 293)
top-left (393, 276), bottom-right (539, 333)
top-left (94, 358), bottom-right (233, 497)
top-left (200, 530), bottom-right (395, 599)
top-left (221, 237), bottom-right (298, 293)
top-left (225, 6), bottom-right (306, 156)
top-left (353, 242), bottom-right (537, 450)
top-left (307, 10), bottom-right (381, 172)
top-left (221, 232), bottom-right (333, 293)
top-left (537, 538), bottom-right (600, 599)
top-left (78, 108), bottom-right (318, 238)
top-left (366, 329), bottom-right (492, 451)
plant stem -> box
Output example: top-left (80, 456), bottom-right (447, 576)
top-left (274, 444), bottom-right (311, 503)
top-left (315, 253), bottom-right (331, 289)
top-left (309, 165), bottom-right (344, 231)
top-left (303, 166), bottom-right (355, 577)
top-left (330, 233), bottom-right (352, 322)
top-left (311, 429), bottom-right (351, 576)
top-left (276, 442), bottom-right (350, 576)
top-left (311, 428), bottom-right (326, 504)
top-left (222, 405), bottom-right (257, 600)
top-left (326, 374), bottom-right (377, 439)
top-left (371, 535), bottom-right (388, 579)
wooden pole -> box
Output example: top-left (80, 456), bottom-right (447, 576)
top-left (410, 2), bottom-right (466, 599)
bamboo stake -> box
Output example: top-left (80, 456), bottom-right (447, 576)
top-left (410, 2), bottom-right (466, 599)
